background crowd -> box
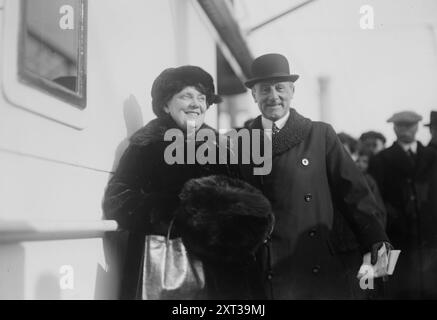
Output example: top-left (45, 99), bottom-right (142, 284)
top-left (336, 110), bottom-right (437, 299)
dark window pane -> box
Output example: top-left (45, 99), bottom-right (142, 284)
top-left (19, 0), bottom-right (87, 108)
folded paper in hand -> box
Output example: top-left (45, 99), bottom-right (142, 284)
top-left (357, 244), bottom-right (401, 279)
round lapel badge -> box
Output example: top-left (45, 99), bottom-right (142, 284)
top-left (302, 158), bottom-right (309, 166)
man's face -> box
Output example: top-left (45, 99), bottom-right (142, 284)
top-left (252, 80), bottom-right (294, 121)
top-left (361, 138), bottom-right (385, 155)
top-left (394, 122), bottom-right (418, 144)
top-left (356, 155), bottom-right (369, 173)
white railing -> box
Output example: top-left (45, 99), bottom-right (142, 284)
top-left (0, 220), bottom-right (119, 243)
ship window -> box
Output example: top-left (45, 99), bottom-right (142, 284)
top-left (18, 0), bottom-right (87, 109)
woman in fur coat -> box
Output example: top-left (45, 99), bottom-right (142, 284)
top-left (103, 66), bottom-right (273, 300)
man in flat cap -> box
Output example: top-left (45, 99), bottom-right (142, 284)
top-left (425, 111), bottom-right (437, 151)
top-left (368, 111), bottom-right (437, 299)
top-left (239, 53), bottom-right (391, 299)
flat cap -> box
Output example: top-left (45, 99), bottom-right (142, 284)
top-left (387, 111), bottom-right (423, 124)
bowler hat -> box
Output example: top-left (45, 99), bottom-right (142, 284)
top-left (244, 53), bottom-right (299, 88)
top-left (424, 111), bottom-right (437, 127)
top-left (387, 111), bottom-right (422, 124)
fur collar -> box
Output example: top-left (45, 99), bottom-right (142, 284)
top-left (129, 116), bottom-right (217, 147)
top-left (250, 108), bottom-right (313, 156)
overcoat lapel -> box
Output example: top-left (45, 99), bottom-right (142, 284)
top-left (249, 108), bottom-right (313, 157)
top-left (387, 143), bottom-right (415, 176)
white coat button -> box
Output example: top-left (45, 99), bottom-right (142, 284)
top-left (312, 265), bottom-right (321, 274)
top-left (302, 158), bottom-right (309, 166)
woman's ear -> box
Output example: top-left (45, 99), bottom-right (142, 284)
top-left (163, 104), bottom-right (170, 114)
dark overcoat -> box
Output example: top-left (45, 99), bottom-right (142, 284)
top-left (103, 116), bottom-right (265, 300)
top-left (368, 142), bottom-right (437, 299)
top-left (240, 108), bottom-right (389, 299)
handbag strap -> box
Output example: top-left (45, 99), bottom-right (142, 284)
top-left (166, 218), bottom-right (176, 242)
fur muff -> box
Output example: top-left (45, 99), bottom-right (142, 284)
top-left (176, 175), bottom-right (274, 263)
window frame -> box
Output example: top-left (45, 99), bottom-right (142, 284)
top-left (17, 0), bottom-right (88, 109)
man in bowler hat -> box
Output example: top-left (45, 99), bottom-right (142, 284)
top-left (368, 111), bottom-right (437, 299)
top-left (240, 53), bottom-right (391, 299)
top-left (425, 111), bottom-right (437, 151)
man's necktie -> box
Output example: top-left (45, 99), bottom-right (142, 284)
top-left (407, 148), bottom-right (416, 166)
top-left (272, 123), bottom-right (280, 139)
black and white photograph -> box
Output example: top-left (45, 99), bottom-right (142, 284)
top-left (0, 0), bottom-right (437, 306)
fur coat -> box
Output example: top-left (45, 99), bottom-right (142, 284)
top-left (103, 116), bottom-right (270, 299)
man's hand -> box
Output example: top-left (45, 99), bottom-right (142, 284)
top-left (371, 241), bottom-right (393, 265)
top-left (357, 241), bottom-right (397, 281)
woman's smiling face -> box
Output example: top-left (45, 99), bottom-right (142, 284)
top-left (164, 86), bottom-right (207, 131)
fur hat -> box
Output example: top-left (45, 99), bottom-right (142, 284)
top-left (176, 175), bottom-right (274, 263)
top-left (151, 66), bottom-right (222, 118)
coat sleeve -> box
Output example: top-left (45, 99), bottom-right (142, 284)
top-left (365, 174), bottom-right (387, 229)
top-left (367, 153), bottom-right (400, 229)
top-left (324, 124), bottom-right (389, 252)
top-left (367, 153), bottom-right (385, 193)
top-left (102, 144), bottom-right (179, 233)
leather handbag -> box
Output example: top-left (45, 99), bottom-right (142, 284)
top-left (140, 219), bottom-right (205, 300)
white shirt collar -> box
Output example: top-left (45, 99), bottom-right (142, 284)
top-left (398, 140), bottom-right (418, 154)
top-left (261, 109), bottom-right (290, 131)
